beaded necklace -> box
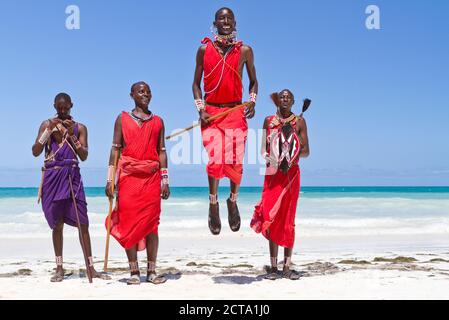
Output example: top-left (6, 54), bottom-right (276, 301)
top-left (269, 112), bottom-right (297, 128)
top-left (129, 110), bottom-right (153, 125)
top-left (211, 28), bottom-right (238, 46)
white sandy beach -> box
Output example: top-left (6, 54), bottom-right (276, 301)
top-left (1, 229), bottom-right (449, 300)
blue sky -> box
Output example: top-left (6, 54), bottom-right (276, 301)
top-left (0, 0), bottom-right (448, 186)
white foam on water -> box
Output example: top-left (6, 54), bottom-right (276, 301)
top-left (298, 197), bottom-right (449, 218)
top-left (297, 216), bottom-right (449, 237)
top-left (1, 196), bottom-right (449, 238)
top-left (163, 201), bottom-right (204, 207)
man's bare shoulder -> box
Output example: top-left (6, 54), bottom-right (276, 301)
top-left (155, 114), bottom-right (165, 125)
top-left (296, 116), bottom-right (307, 128)
top-left (241, 44), bottom-right (254, 53)
top-left (77, 122), bottom-right (88, 131)
top-left (263, 116), bottom-right (272, 127)
top-left (40, 119), bottom-right (50, 127)
top-left (297, 116), bottom-right (307, 123)
top-left (240, 45), bottom-right (254, 61)
top-left (197, 45), bottom-right (207, 53)
top-left (196, 45), bottom-right (206, 63)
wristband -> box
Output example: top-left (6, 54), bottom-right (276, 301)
top-left (160, 168), bottom-right (169, 185)
top-left (249, 92), bottom-right (257, 103)
top-left (107, 165), bottom-right (115, 182)
top-left (70, 135), bottom-right (82, 149)
top-left (38, 128), bottom-right (51, 145)
top-left (195, 99), bottom-right (205, 112)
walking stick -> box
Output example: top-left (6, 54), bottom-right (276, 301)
top-left (104, 149), bottom-right (119, 272)
top-left (165, 102), bottom-right (251, 140)
top-left (68, 174), bottom-right (93, 283)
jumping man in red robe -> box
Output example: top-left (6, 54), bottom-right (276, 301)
top-left (105, 82), bottom-right (170, 285)
top-left (192, 7), bottom-right (258, 235)
top-left (251, 89), bottom-right (310, 280)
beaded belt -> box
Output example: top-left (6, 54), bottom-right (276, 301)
top-left (207, 101), bottom-right (242, 108)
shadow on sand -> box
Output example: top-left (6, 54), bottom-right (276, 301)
top-left (212, 275), bottom-right (265, 285)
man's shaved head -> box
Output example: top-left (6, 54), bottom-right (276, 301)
top-left (215, 7), bottom-right (235, 20)
top-left (280, 89), bottom-right (295, 100)
top-left (131, 81), bottom-right (150, 93)
top-left (54, 92), bottom-right (72, 103)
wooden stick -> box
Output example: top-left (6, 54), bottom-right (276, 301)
top-left (37, 168), bottom-right (44, 204)
top-left (68, 174), bottom-right (93, 283)
top-left (165, 102), bottom-right (251, 140)
top-left (104, 149), bottom-right (119, 272)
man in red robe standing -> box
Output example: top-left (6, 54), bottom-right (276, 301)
top-left (251, 89), bottom-right (310, 280)
top-left (105, 81), bottom-right (170, 285)
top-left (192, 7), bottom-right (258, 235)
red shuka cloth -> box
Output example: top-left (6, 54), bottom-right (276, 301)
top-left (250, 116), bottom-right (301, 249)
top-left (202, 37), bottom-right (243, 104)
top-left (201, 37), bottom-right (247, 184)
top-left (106, 112), bottom-right (162, 251)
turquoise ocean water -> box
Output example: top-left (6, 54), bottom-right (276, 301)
top-left (2, 186), bottom-right (449, 199)
top-left (0, 187), bottom-right (448, 238)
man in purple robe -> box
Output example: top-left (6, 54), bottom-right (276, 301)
top-left (32, 93), bottom-right (108, 282)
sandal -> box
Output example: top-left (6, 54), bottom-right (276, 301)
top-left (264, 267), bottom-right (280, 280)
top-left (146, 272), bottom-right (167, 284)
top-left (227, 198), bottom-right (241, 232)
top-left (208, 203), bottom-right (221, 235)
top-left (50, 271), bottom-right (64, 282)
top-left (94, 271), bottom-right (112, 280)
top-left (126, 274), bottom-right (141, 285)
top-left (282, 269), bottom-right (301, 280)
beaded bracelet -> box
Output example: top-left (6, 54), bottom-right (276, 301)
top-left (195, 99), bottom-right (205, 112)
top-left (160, 168), bottom-right (169, 185)
top-left (38, 128), bottom-right (51, 145)
top-left (70, 135), bottom-right (82, 149)
top-left (249, 92), bottom-right (257, 103)
top-left (107, 165), bottom-right (115, 183)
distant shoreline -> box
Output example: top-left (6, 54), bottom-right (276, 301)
top-left (1, 186), bottom-right (449, 189)
top-left (2, 186), bottom-right (449, 199)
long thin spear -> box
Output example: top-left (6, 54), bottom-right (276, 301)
top-left (104, 149), bottom-right (119, 272)
top-left (165, 102), bottom-right (251, 140)
top-left (68, 174), bottom-right (93, 283)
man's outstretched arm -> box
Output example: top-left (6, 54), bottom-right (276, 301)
top-left (244, 46), bottom-right (258, 119)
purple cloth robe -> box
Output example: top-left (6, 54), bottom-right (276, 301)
top-left (41, 124), bottom-right (88, 229)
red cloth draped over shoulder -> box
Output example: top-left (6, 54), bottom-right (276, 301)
top-left (201, 37), bottom-right (248, 185)
top-left (202, 37), bottom-right (243, 104)
top-left (106, 112), bottom-right (162, 251)
top-left (250, 116), bottom-right (301, 249)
